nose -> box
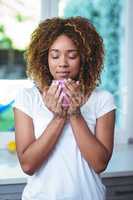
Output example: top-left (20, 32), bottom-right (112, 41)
top-left (59, 55), bottom-right (68, 68)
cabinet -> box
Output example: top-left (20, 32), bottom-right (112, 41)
top-left (102, 175), bottom-right (133, 200)
top-left (0, 183), bottom-right (25, 200)
top-left (0, 176), bottom-right (133, 200)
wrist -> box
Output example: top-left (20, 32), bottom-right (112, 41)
top-left (53, 115), bottom-right (67, 127)
top-left (53, 111), bottom-right (67, 120)
top-left (68, 108), bottom-right (81, 118)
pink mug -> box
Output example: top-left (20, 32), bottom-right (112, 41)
top-left (58, 80), bottom-right (70, 108)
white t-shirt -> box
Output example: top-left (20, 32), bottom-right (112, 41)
top-left (14, 85), bottom-right (116, 200)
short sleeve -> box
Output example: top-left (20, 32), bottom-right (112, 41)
top-left (96, 90), bottom-right (116, 118)
top-left (13, 88), bottom-right (33, 118)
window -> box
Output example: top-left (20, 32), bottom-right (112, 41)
top-left (0, 0), bottom-right (41, 132)
top-left (0, 0), bottom-right (41, 79)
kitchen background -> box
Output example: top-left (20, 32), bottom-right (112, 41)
top-left (0, 1), bottom-right (133, 199)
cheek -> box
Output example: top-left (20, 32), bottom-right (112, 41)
top-left (71, 59), bottom-right (81, 72)
top-left (48, 58), bottom-right (57, 72)
top-left (48, 56), bottom-right (52, 68)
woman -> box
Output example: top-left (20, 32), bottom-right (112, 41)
top-left (13, 16), bottom-right (116, 200)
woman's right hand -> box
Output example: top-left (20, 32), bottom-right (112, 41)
top-left (42, 80), bottom-right (67, 118)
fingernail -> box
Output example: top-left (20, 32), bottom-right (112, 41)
top-left (59, 85), bottom-right (62, 90)
top-left (56, 81), bottom-right (59, 85)
top-left (53, 80), bottom-right (59, 85)
top-left (68, 78), bottom-right (72, 82)
top-left (52, 80), bottom-right (56, 84)
top-left (43, 91), bottom-right (46, 97)
top-left (76, 81), bottom-right (80, 84)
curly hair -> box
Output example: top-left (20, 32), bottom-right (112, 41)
top-left (25, 16), bottom-right (104, 96)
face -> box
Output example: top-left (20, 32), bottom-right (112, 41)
top-left (48, 34), bottom-right (81, 80)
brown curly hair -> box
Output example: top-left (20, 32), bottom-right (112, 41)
top-left (25, 16), bottom-right (104, 96)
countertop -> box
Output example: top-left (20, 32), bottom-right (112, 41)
top-left (0, 150), bottom-right (27, 185)
top-left (0, 144), bottom-right (133, 185)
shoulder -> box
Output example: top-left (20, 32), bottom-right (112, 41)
top-left (92, 88), bottom-right (114, 99)
top-left (15, 84), bottom-right (37, 100)
top-left (91, 88), bottom-right (116, 118)
top-left (13, 82), bottom-right (38, 117)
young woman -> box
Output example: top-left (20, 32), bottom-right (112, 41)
top-left (13, 16), bottom-right (116, 200)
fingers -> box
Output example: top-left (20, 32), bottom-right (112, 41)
top-left (43, 81), bottom-right (61, 111)
top-left (48, 80), bottom-right (66, 114)
top-left (45, 80), bottom-right (62, 102)
top-left (58, 91), bottom-right (64, 103)
top-left (63, 79), bottom-right (83, 113)
top-left (64, 79), bottom-right (80, 99)
top-left (54, 92), bottom-right (68, 118)
top-left (67, 79), bottom-right (80, 91)
top-left (42, 81), bottom-right (58, 100)
top-left (47, 80), bottom-right (59, 96)
top-left (43, 79), bottom-right (82, 118)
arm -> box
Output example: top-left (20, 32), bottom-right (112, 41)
top-left (14, 108), bottom-right (66, 175)
top-left (69, 110), bottom-right (115, 173)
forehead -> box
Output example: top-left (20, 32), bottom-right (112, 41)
top-left (49, 34), bottom-right (78, 50)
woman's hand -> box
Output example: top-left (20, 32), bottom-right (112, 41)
top-left (42, 80), bottom-right (67, 118)
top-left (64, 79), bottom-right (84, 117)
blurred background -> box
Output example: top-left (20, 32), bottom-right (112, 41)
top-left (0, 0), bottom-right (132, 145)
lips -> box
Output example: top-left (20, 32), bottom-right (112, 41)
top-left (57, 71), bottom-right (70, 78)
top-left (57, 71), bottom-right (69, 74)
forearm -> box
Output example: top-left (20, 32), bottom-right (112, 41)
top-left (20, 116), bottom-right (66, 175)
top-left (70, 114), bottom-right (110, 173)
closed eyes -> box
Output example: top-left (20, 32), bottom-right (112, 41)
top-left (50, 53), bottom-right (79, 59)
top-left (49, 49), bottom-right (79, 59)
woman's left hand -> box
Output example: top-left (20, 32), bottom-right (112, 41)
top-left (64, 79), bottom-right (84, 116)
